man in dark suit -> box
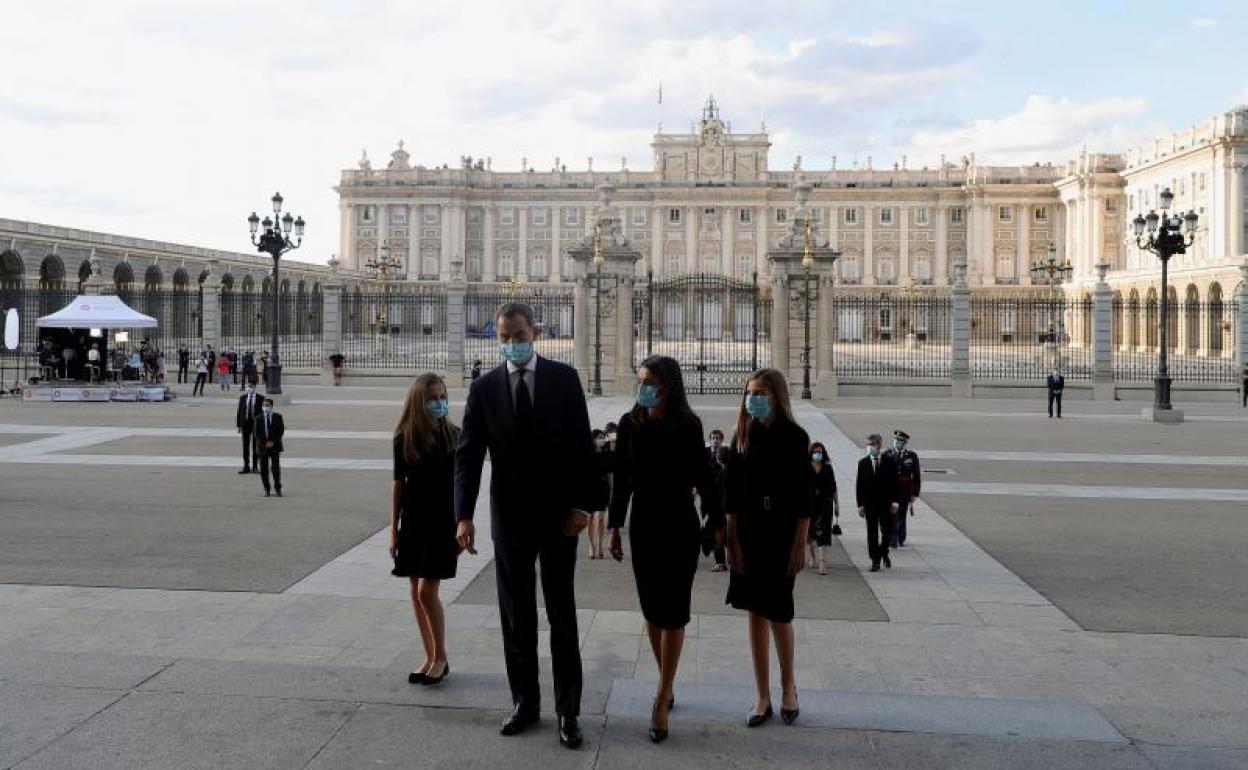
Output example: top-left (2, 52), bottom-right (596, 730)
top-left (885, 429), bottom-right (921, 548)
top-left (1047, 368), bottom-right (1065, 418)
top-left (455, 302), bottom-right (601, 750)
top-left (253, 398), bottom-right (284, 497)
top-left (856, 433), bottom-right (900, 572)
top-left (177, 346), bottom-right (190, 383)
top-left (236, 383), bottom-right (262, 474)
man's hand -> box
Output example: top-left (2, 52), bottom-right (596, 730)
top-left (265, 441), bottom-right (274, 449)
top-left (456, 520), bottom-right (477, 555)
top-left (609, 528), bottom-right (624, 562)
top-left (564, 509), bottom-right (590, 536)
top-left (787, 543), bottom-right (806, 577)
top-left (857, 505), bottom-right (866, 518)
top-left (890, 502), bottom-right (899, 515)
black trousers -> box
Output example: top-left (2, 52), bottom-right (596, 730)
top-left (259, 450), bottom-right (282, 492)
top-left (1048, 391), bottom-right (1062, 418)
top-left (240, 428), bottom-right (256, 469)
top-left (891, 499), bottom-right (910, 546)
top-left (192, 372), bottom-right (207, 395)
top-left (865, 509), bottom-right (892, 565)
top-left (494, 531), bottom-right (582, 718)
top-left (178, 363), bottom-right (188, 383)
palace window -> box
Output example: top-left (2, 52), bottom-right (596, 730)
top-left (915, 208), bottom-right (929, 225)
top-left (880, 208), bottom-right (893, 225)
top-left (669, 208), bottom-right (682, 224)
top-left (533, 209), bottom-right (546, 226)
top-left (776, 208), bottom-right (788, 224)
top-left (950, 207), bottom-right (964, 224)
top-left (1199, 172), bottom-right (1206, 191)
top-left (565, 208), bottom-right (580, 226)
top-left (633, 209), bottom-right (647, 226)
top-left (998, 205), bottom-right (1012, 222)
top-left (467, 208), bottom-right (481, 225)
top-left (739, 208), bottom-right (751, 224)
top-left (360, 206), bottom-right (374, 224)
top-left (1104, 199), bottom-right (1117, 214)
top-left (500, 209), bottom-right (514, 225)
top-left (390, 208), bottom-right (406, 225)
top-left (844, 208), bottom-right (859, 225)
top-left (1034, 206), bottom-right (1048, 222)
top-left (811, 208), bottom-right (822, 222)
top-left (424, 207), bottom-right (438, 225)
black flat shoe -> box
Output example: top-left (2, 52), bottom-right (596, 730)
top-left (264, 490), bottom-right (271, 497)
top-left (558, 715), bottom-right (583, 748)
top-left (883, 555), bottom-right (891, 569)
top-left (781, 706), bottom-right (800, 725)
top-left (407, 671), bottom-right (427, 684)
top-left (500, 706), bottom-right (539, 736)
top-left (746, 705), bottom-right (773, 727)
top-left (275, 489), bottom-right (283, 497)
top-left (648, 726), bottom-right (668, 743)
top-left (421, 661), bottom-right (448, 685)
top-left (238, 468), bottom-right (250, 474)
top-left (869, 564), bottom-right (880, 572)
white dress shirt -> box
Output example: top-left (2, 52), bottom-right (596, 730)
top-left (505, 353), bottom-right (538, 407)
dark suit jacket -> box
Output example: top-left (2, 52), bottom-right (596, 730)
top-left (855, 454), bottom-right (900, 513)
top-left (236, 392), bottom-right (262, 430)
top-left (1047, 374), bottom-right (1065, 393)
top-left (253, 412), bottom-right (285, 454)
top-left (455, 356), bottom-right (602, 542)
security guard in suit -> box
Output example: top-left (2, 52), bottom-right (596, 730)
top-left (885, 430), bottom-right (921, 548)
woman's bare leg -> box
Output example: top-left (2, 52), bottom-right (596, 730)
top-left (748, 612), bottom-right (771, 714)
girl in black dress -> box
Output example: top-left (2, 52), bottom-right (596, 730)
top-left (609, 355), bottom-right (719, 743)
top-left (807, 441), bottom-right (840, 576)
top-left (725, 367), bottom-right (811, 727)
top-left (390, 372), bottom-right (460, 686)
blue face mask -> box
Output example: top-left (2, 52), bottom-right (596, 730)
top-left (867, 446), bottom-right (880, 458)
top-left (745, 394), bottom-right (771, 419)
top-left (636, 383), bottom-right (660, 408)
top-left (498, 341), bottom-right (534, 365)
top-left (426, 398), bottom-right (449, 419)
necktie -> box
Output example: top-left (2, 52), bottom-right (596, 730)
top-left (872, 457), bottom-right (878, 474)
top-left (514, 368), bottom-right (533, 436)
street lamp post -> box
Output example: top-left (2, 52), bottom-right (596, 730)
top-left (247, 193), bottom-right (304, 396)
top-left (801, 218), bottom-right (815, 400)
top-left (1132, 187), bottom-right (1198, 411)
top-left (592, 222), bottom-right (604, 397)
top-left (365, 243), bottom-right (404, 353)
top-left (1030, 242), bottom-right (1073, 370)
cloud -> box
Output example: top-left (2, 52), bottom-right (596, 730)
top-left (903, 95), bottom-right (1154, 165)
top-left (1190, 17), bottom-right (1218, 28)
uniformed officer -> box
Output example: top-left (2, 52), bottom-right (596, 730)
top-left (885, 430), bottom-right (921, 548)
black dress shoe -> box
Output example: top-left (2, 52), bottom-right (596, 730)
top-left (264, 490), bottom-right (271, 497)
top-left (781, 706), bottom-right (800, 725)
top-left (746, 705), bottom-right (773, 727)
top-left (407, 671), bottom-right (427, 684)
top-left (869, 563), bottom-right (880, 572)
top-left (558, 716), bottom-right (583, 748)
top-left (421, 661), bottom-right (448, 685)
top-left (883, 554), bottom-right (891, 569)
top-left (275, 489), bottom-right (283, 497)
top-left (500, 707), bottom-right (539, 736)
top-left (238, 467), bottom-right (250, 474)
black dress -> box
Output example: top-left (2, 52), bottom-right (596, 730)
top-left (609, 412), bottom-right (719, 630)
top-left (725, 418), bottom-right (812, 624)
top-left (391, 426), bottom-right (459, 579)
top-left (809, 463), bottom-right (837, 546)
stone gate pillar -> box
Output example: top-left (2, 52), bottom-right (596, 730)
top-left (445, 257), bottom-right (467, 385)
top-left (1091, 263), bottom-right (1114, 400)
top-left (950, 261), bottom-right (971, 398)
top-left (200, 259), bottom-right (222, 354)
top-left (321, 259), bottom-right (343, 379)
top-left (1236, 259), bottom-right (1248, 379)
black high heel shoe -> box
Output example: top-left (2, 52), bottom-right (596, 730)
top-left (648, 698), bottom-right (670, 743)
top-left (407, 671), bottom-right (427, 684)
top-left (746, 704), bottom-right (773, 727)
top-left (781, 688), bottom-right (799, 725)
top-left (421, 661), bottom-right (449, 685)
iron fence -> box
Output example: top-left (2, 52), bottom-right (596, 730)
top-left (220, 290), bottom-right (322, 367)
top-left (1112, 296), bottom-right (1238, 382)
top-left (970, 296), bottom-right (1093, 381)
top-left (831, 292), bottom-right (952, 379)
top-left (633, 272), bottom-right (770, 393)
top-left (339, 288), bottom-right (447, 371)
top-left (464, 286), bottom-right (575, 375)
top-left (137, 289), bottom-right (202, 353)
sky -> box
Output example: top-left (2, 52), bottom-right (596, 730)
top-left (1, 0), bottom-right (1245, 265)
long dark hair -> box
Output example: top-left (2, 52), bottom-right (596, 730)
top-left (630, 354), bottom-right (697, 426)
top-left (733, 367), bottom-right (795, 454)
top-left (396, 372), bottom-right (453, 463)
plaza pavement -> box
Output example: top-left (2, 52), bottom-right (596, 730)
top-left (0, 384), bottom-right (1246, 768)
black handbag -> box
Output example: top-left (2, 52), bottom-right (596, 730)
top-left (831, 523), bottom-right (842, 536)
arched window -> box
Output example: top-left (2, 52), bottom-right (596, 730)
top-left (1208, 284), bottom-right (1224, 353)
top-left (1184, 285), bottom-right (1200, 354)
top-left (1144, 289), bottom-right (1157, 348)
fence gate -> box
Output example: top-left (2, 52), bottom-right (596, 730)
top-left (634, 272), bottom-right (766, 394)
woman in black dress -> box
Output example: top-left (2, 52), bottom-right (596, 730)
top-left (806, 441), bottom-right (840, 576)
top-left (390, 372), bottom-right (460, 686)
top-left (609, 355), bottom-right (718, 743)
top-left (725, 367), bottom-right (811, 727)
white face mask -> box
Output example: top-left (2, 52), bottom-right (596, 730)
top-left (262, 406), bottom-right (273, 416)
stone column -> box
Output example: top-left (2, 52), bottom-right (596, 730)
top-left (814, 272), bottom-right (837, 398)
top-left (573, 274), bottom-right (590, 385)
top-left (321, 281), bottom-right (343, 374)
top-left (650, 205), bottom-right (663, 276)
top-left (1089, 190), bottom-right (1103, 276)
top-left (201, 260), bottom-right (222, 354)
top-left (974, 200), bottom-right (994, 285)
top-left (755, 205), bottom-right (769, 277)
top-left (1018, 203), bottom-right (1031, 284)
top-left (445, 272), bottom-right (467, 385)
top-left (685, 205), bottom-right (697, 272)
top-left (1091, 264), bottom-right (1114, 399)
top-left (447, 202), bottom-right (465, 280)
top-left (377, 205), bottom-right (389, 267)
top-left (1229, 161), bottom-right (1245, 258)
top-left (550, 210), bottom-right (562, 284)
top-left (950, 263), bottom-right (971, 398)
top-left (935, 203), bottom-right (949, 285)
top-left (721, 206), bottom-right (735, 277)
top-left (863, 206), bottom-right (875, 285)
top-left (518, 207), bottom-right (529, 279)
top-left (771, 274), bottom-right (790, 379)
top-left (339, 202), bottom-right (353, 269)
top-left (827, 205), bottom-right (840, 250)
top-left (482, 204), bottom-right (496, 281)
top-left (1236, 260), bottom-right (1248, 378)
top-left (406, 204), bottom-right (418, 276)
top-left (899, 204), bottom-right (911, 284)
top-left (615, 275), bottom-right (636, 393)
top-left (438, 203), bottom-right (450, 278)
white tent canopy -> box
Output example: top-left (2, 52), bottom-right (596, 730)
top-left (37, 295), bottom-right (158, 328)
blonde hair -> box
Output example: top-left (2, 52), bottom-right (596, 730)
top-left (732, 367), bottom-right (795, 454)
top-left (396, 372), bottom-right (452, 463)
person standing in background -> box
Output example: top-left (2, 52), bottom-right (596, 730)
top-left (253, 398), bottom-right (285, 497)
top-left (236, 383), bottom-right (262, 474)
top-left (192, 353), bottom-right (208, 396)
top-left (856, 433), bottom-right (899, 572)
top-left (807, 441), bottom-right (838, 575)
top-left (216, 353), bottom-right (231, 393)
top-left (177, 346), bottom-right (190, 383)
top-left (886, 430), bottom-right (921, 549)
top-left (1047, 368), bottom-right (1065, 418)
